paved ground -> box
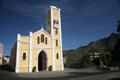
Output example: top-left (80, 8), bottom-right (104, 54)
top-left (69, 72), bottom-right (120, 80)
top-left (0, 66), bottom-right (120, 80)
top-left (16, 68), bottom-right (102, 78)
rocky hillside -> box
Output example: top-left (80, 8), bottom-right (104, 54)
top-left (63, 33), bottom-right (120, 61)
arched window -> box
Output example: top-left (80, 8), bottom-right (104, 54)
top-left (37, 37), bottom-right (40, 44)
top-left (56, 39), bottom-right (58, 47)
top-left (23, 52), bottom-right (26, 60)
top-left (55, 29), bottom-right (58, 35)
top-left (48, 21), bottom-right (51, 25)
top-left (41, 34), bottom-right (44, 43)
top-left (53, 19), bottom-right (56, 24)
top-left (56, 53), bottom-right (59, 59)
top-left (45, 37), bottom-right (47, 44)
top-left (56, 20), bottom-right (59, 24)
top-left (48, 31), bottom-right (51, 34)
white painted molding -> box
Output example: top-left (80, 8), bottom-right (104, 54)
top-left (50, 6), bottom-right (57, 9)
top-left (17, 66), bottom-right (29, 68)
top-left (32, 44), bottom-right (52, 48)
top-left (36, 49), bottom-right (49, 72)
top-left (32, 44), bottom-right (52, 46)
top-left (59, 9), bottom-right (64, 70)
top-left (20, 41), bottom-right (30, 44)
top-left (58, 8), bottom-right (61, 11)
top-left (29, 32), bottom-right (32, 72)
top-left (55, 64), bottom-right (62, 66)
top-left (0, 43), bottom-right (3, 46)
top-left (21, 36), bottom-right (29, 37)
top-left (46, 9), bottom-right (49, 36)
top-left (32, 47), bottom-right (52, 49)
top-left (50, 7), bottom-right (55, 71)
top-left (15, 67), bottom-right (19, 73)
top-left (33, 28), bottom-right (51, 37)
top-left (15, 34), bottom-right (20, 73)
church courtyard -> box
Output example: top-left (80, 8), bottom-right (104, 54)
top-left (0, 67), bottom-right (120, 80)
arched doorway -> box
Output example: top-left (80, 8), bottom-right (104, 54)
top-left (38, 51), bottom-right (46, 71)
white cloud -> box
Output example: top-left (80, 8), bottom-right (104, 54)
top-left (1, 0), bottom-right (74, 22)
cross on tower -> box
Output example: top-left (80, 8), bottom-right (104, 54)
top-left (41, 25), bottom-right (43, 29)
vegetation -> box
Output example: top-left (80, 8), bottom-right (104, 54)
top-left (111, 37), bottom-right (120, 66)
top-left (100, 54), bottom-right (110, 66)
top-left (5, 55), bottom-right (9, 58)
top-left (49, 65), bottom-right (52, 68)
top-left (32, 66), bottom-right (36, 72)
top-left (64, 33), bottom-right (120, 68)
top-left (81, 55), bottom-right (95, 68)
top-left (110, 20), bottom-right (120, 66)
top-left (49, 65), bottom-right (52, 71)
top-left (64, 21), bottom-right (120, 68)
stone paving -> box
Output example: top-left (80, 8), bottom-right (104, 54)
top-left (15, 68), bottom-right (102, 78)
top-left (69, 72), bottom-right (120, 80)
top-left (1, 68), bottom-right (120, 80)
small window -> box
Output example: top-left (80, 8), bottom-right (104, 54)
top-left (41, 34), bottom-right (44, 43)
top-left (56, 20), bottom-right (59, 24)
top-left (0, 57), bottom-right (1, 59)
top-left (56, 39), bottom-right (58, 47)
top-left (23, 53), bottom-right (26, 60)
top-left (45, 37), bottom-right (47, 44)
top-left (55, 29), bottom-right (58, 35)
top-left (56, 53), bottom-right (59, 59)
top-left (53, 19), bottom-right (56, 24)
top-left (48, 21), bottom-right (51, 25)
top-left (48, 30), bottom-right (51, 34)
top-left (37, 37), bottom-right (40, 44)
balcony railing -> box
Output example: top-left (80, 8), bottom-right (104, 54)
top-left (54, 24), bottom-right (59, 29)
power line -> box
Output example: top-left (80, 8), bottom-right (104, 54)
top-left (0, 27), bottom-right (102, 43)
top-left (1, 27), bottom-right (101, 50)
top-left (63, 27), bottom-right (102, 38)
top-left (3, 42), bottom-right (90, 51)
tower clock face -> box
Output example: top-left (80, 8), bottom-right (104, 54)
top-left (54, 12), bottom-right (57, 15)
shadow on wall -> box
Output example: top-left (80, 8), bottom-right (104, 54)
top-left (0, 64), bottom-right (14, 72)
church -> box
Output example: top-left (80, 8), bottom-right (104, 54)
top-left (10, 6), bottom-right (64, 73)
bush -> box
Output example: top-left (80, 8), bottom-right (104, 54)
top-left (82, 57), bottom-right (95, 68)
top-left (92, 57), bottom-right (100, 66)
top-left (64, 59), bottom-right (77, 67)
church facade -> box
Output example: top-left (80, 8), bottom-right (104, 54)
top-left (0, 43), bottom-right (3, 64)
top-left (10, 6), bottom-right (64, 73)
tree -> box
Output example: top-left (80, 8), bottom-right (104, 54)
top-left (101, 55), bottom-right (110, 66)
top-left (110, 20), bottom-right (120, 66)
top-left (5, 55), bottom-right (9, 58)
top-left (117, 20), bottom-right (120, 32)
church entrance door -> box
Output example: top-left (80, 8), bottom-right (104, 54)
top-left (38, 51), bottom-right (46, 71)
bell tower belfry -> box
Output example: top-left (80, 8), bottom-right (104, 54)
top-left (46, 6), bottom-right (64, 71)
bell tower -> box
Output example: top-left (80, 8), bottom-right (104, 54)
top-left (46, 6), bottom-right (64, 71)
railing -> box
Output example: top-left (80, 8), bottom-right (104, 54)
top-left (54, 24), bottom-right (59, 29)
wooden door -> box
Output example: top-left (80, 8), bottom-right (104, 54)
top-left (41, 51), bottom-right (46, 70)
top-left (38, 51), bottom-right (46, 71)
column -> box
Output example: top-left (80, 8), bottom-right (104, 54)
top-left (29, 32), bottom-right (32, 72)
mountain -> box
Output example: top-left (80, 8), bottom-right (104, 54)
top-left (63, 33), bottom-right (120, 62)
top-left (111, 36), bottom-right (120, 65)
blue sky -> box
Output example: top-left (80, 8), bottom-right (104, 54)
top-left (0, 0), bottom-right (120, 56)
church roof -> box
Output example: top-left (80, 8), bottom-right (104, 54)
top-left (32, 27), bottom-right (51, 37)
